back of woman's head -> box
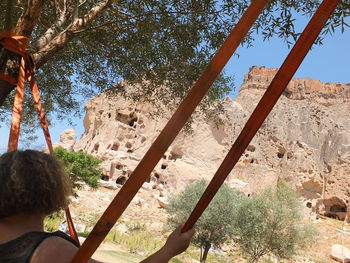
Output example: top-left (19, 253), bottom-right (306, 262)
top-left (0, 150), bottom-right (72, 218)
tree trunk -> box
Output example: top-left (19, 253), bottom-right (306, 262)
top-left (0, 47), bottom-right (22, 106)
top-left (0, 0), bottom-right (115, 107)
top-left (14, 0), bottom-right (46, 37)
top-left (200, 244), bottom-right (211, 263)
top-left (0, 0), bottom-right (46, 106)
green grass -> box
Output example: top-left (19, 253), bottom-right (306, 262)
top-left (44, 212), bottom-right (64, 232)
top-left (170, 258), bottom-right (184, 263)
top-left (104, 228), bottom-right (163, 255)
top-left (78, 217), bottom-right (239, 263)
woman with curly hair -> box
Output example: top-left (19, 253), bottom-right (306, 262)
top-left (0, 150), bottom-right (194, 263)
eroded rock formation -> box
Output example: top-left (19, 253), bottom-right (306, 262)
top-left (58, 66), bottom-right (350, 220)
top-left (240, 66), bottom-right (350, 106)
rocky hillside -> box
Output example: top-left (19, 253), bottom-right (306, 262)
top-left (240, 66), bottom-right (350, 105)
top-left (58, 66), bottom-right (350, 222)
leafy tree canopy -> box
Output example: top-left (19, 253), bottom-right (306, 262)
top-left (0, 0), bottom-right (349, 131)
top-left (54, 146), bottom-right (102, 192)
top-left (232, 180), bottom-right (315, 263)
top-left (166, 179), bottom-right (243, 263)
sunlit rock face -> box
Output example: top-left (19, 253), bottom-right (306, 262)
top-left (66, 66), bottom-right (350, 220)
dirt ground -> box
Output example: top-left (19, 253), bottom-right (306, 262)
top-left (303, 217), bottom-right (350, 262)
top-left (71, 186), bottom-right (350, 263)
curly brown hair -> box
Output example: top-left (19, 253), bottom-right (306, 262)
top-left (0, 150), bottom-right (72, 218)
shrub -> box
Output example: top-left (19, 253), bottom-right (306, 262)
top-left (54, 146), bottom-right (102, 191)
top-left (166, 180), bottom-right (243, 263)
top-left (232, 180), bottom-right (315, 263)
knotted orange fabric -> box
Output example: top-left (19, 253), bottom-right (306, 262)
top-left (0, 31), bottom-right (78, 243)
top-left (0, 31), bottom-right (29, 85)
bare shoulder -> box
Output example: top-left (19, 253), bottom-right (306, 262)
top-left (30, 236), bottom-right (101, 263)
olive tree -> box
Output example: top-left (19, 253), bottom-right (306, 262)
top-left (232, 180), bottom-right (315, 263)
top-left (166, 180), bottom-right (243, 263)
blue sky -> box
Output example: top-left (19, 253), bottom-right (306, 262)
top-left (0, 18), bottom-right (349, 152)
top-left (228, 26), bottom-right (350, 96)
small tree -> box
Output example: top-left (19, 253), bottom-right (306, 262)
top-left (166, 180), bottom-right (243, 263)
top-left (54, 147), bottom-right (102, 191)
top-left (232, 180), bottom-right (315, 263)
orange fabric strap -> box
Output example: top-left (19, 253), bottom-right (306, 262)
top-left (29, 73), bottom-right (79, 242)
top-left (71, 1), bottom-right (270, 261)
top-left (0, 31), bottom-right (29, 85)
top-left (7, 57), bottom-right (26, 152)
top-left (28, 74), bottom-right (54, 153)
top-left (2, 31), bottom-right (79, 243)
top-left (182, 0), bottom-right (341, 232)
top-left (0, 30), bottom-right (29, 56)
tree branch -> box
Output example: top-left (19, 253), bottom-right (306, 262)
top-left (112, 8), bottom-right (225, 22)
top-left (54, 0), bottom-right (62, 16)
top-left (69, 20), bottom-right (119, 34)
top-left (73, 0), bottom-right (114, 27)
top-left (33, 0), bottom-right (114, 68)
top-left (14, 0), bottom-right (47, 37)
top-left (79, 38), bottom-right (135, 72)
top-left (78, 0), bottom-right (88, 8)
top-left (5, 0), bottom-right (14, 30)
top-left (32, 0), bottom-right (73, 51)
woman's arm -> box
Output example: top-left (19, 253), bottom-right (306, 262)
top-left (31, 225), bottom-right (194, 263)
top-left (140, 225), bottom-right (195, 263)
top-left (30, 236), bottom-right (101, 263)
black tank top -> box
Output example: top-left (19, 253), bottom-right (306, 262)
top-left (0, 231), bottom-right (80, 263)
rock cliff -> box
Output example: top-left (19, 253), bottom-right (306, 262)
top-left (58, 66), bottom-right (350, 221)
top-left (240, 66), bottom-right (350, 106)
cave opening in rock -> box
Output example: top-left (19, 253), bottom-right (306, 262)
top-left (330, 204), bottom-right (347, 213)
top-left (277, 152), bottom-right (284, 158)
top-left (247, 145), bottom-right (256, 152)
top-left (169, 152), bottom-right (182, 161)
top-left (116, 176), bottom-right (127, 185)
top-left (111, 143), bottom-right (119, 151)
top-left (324, 213), bottom-right (340, 220)
top-left (323, 197), bottom-right (347, 221)
top-left (101, 175), bottom-right (109, 181)
top-left (129, 117), bottom-right (138, 127)
top-left (94, 143), bottom-right (99, 152)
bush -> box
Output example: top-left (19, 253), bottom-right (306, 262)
top-left (232, 180), bottom-right (315, 263)
top-left (54, 147), bottom-right (102, 191)
top-left (166, 180), bottom-right (243, 263)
